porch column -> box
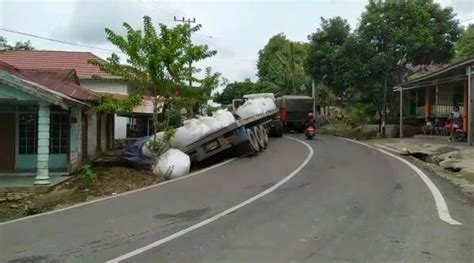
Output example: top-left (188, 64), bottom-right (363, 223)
top-left (468, 65), bottom-right (474, 146)
top-left (464, 79), bottom-right (468, 132)
top-left (425, 86), bottom-right (431, 119)
top-left (35, 103), bottom-right (50, 185)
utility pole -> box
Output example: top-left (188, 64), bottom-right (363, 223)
top-left (174, 16), bottom-right (196, 89)
top-left (312, 80), bottom-right (316, 117)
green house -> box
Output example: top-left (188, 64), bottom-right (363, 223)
top-left (0, 62), bottom-right (113, 184)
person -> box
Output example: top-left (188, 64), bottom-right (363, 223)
top-left (304, 112), bottom-right (316, 129)
top-left (422, 118), bottom-right (433, 135)
top-left (448, 105), bottom-right (462, 141)
top-left (434, 118), bottom-right (443, 136)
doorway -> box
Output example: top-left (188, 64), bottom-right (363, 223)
top-left (0, 113), bottom-right (16, 171)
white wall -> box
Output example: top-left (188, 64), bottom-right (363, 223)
top-left (80, 79), bottom-right (129, 94)
top-left (80, 79), bottom-right (130, 139)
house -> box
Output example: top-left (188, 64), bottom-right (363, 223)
top-left (0, 61), bottom-right (112, 184)
top-left (0, 50), bottom-right (132, 140)
top-left (395, 58), bottom-right (474, 146)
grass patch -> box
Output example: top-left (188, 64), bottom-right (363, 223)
top-left (0, 166), bottom-right (163, 222)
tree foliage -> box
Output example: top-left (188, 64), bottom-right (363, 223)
top-left (257, 33), bottom-right (309, 94)
top-left (305, 0), bottom-right (460, 129)
top-left (455, 24), bottom-right (474, 60)
top-left (0, 36), bottom-right (34, 51)
top-left (92, 16), bottom-right (219, 155)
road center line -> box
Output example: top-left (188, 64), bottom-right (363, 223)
top-left (339, 137), bottom-right (462, 226)
top-left (106, 136), bottom-right (314, 263)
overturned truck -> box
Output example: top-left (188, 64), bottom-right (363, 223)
top-left (182, 94), bottom-right (283, 163)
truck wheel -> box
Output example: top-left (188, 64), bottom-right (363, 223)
top-left (254, 126), bottom-right (266, 149)
top-left (260, 125), bottom-right (269, 146)
top-left (246, 128), bottom-right (260, 152)
top-left (272, 120), bottom-right (284, 137)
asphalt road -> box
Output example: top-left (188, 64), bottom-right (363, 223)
top-left (1, 135), bottom-right (473, 262)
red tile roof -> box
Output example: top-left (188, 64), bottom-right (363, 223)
top-left (0, 61), bottom-right (99, 101)
top-left (0, 50), bottom-right (109, 78)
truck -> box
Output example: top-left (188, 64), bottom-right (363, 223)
top-left (275, 95), bottom-right (314, 132)
top-left (181, 93), bottom-right (284, 163)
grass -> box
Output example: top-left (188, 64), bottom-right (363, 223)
top-left (0, 166), bottom-right (163, 223)
top-left (317, 124), bottom-right (378, 140)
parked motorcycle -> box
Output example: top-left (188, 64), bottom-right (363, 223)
top-left (305, 126), bottom-right (315, 140)
top-left (452, 125), bottom-right (467, 142)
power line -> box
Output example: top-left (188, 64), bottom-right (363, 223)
top-left (460, 17), bottom-right (474, 23)
top-left (0, 27), bottom-right (123, 54)
top-left (0, 26), bottom-right (256, 63)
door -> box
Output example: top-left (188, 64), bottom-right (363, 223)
top-left (0, 113), bottom-right (16, 171)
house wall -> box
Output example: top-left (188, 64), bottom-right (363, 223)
top-left (80, 79), bottom-right (130, 139)
top-left (100, 113), bottom-right (107, 152)
top-left (438, 86), bottom-right (454, 105)
top-left (87, 112), bottom-right (98, 159)
top-left (70, 107), bottom-right (82, 172)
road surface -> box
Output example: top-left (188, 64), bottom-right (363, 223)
top-left (0, 135), bottom-right (473, 262)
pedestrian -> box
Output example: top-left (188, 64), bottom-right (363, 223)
top-left (434, 118), bottom-right (443, 136)
top-left (422, 118), bottom-right (433, 135)
top-left (448, 105), bottom-right (462, 141)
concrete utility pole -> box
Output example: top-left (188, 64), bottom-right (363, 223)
top-left (312, 80), bottom-right (316, 116)
top-left (174, 16), bottom-right (196, 89)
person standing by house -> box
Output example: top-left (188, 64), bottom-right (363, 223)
top-left (448, 105), bottom-right (462, 141)
top-left (434, 118), bottom-right (443, 136)
top-left (422, 118), bottom-right (433, 135)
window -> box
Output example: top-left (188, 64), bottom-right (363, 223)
top-left (18, 113), bottom-right (38, 154)
top-left (50, 113), bottom-right (69, 154)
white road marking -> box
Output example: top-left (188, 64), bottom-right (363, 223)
top-left (339, 138), bottom-right (462, 226)
top-left (0, 158), bottom-right (236, 226)
top-left (106, 136), bottom-right (314, 262)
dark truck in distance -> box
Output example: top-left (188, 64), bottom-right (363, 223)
top-left (275, 95), bottom-right (314, 132)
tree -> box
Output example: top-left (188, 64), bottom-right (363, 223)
top-left (455, 24), bottom-right (474, 60)
top-left (0, 36), bottom-right (34, 51)
top-left (305, 17), bottom-right (352, 96)
top-left (306, 1), bottom-right (460, 132)
top-left (257, 33), bottom-right (309, 94)
top-left (357, 0), bottom-right (460, 131)
top-left (92, 16), bottom-right (218, 156)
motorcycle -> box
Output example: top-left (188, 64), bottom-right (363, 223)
top-left (305, 126), bottom-right (315, 140)
top-left (452, 125), bottom-right (467, 142)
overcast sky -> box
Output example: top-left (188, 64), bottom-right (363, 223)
top-left (1, 0), bottom-right (473, 84)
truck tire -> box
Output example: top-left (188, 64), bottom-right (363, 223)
top-left (246, 128), bottom-right (260, 152)
top-left (271, 120), bottom-right (284, 137)
top-left (254, 126), bottom-right (266, 149)
top-left (260, 125), bottom-right (269, 147)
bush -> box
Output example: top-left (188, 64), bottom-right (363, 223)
top-left (344, 103), bottom-right (375, 126)
top-left (80, 164), bottom-right (96, 182)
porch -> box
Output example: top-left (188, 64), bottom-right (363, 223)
top-left (0, 70), bottom-right (85, 185)
top-left (396, 58), bottom-right (474, 146)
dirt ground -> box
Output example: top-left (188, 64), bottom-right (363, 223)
top-left (0, 166), bottom-right (163, 223)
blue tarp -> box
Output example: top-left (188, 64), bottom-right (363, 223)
top-left (122, 136), bottom-right (152, 169)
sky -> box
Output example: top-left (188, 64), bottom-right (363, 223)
top-left (1, 0), bottom-right (473, 85)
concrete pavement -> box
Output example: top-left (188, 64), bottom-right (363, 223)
top-left (1, 135), bottom-right (473, 262)
top-left (125, 136), bottom-right (474, 263)
top-left (0, 137), bottom-right (309, 263)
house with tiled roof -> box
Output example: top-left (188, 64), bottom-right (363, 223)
top-left (0, 50), bottom-right (132, 139)
top-left (0, 61), bottom-right (113, 184)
